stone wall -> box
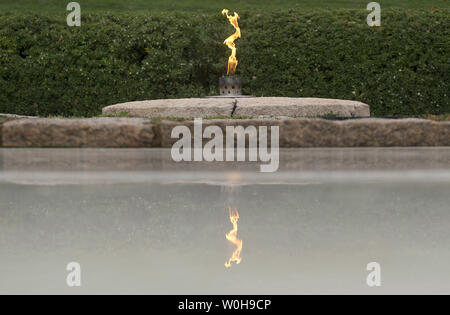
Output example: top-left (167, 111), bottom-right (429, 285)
top-left (0, 117), bottom-right (449, 148)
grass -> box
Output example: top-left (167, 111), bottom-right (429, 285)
top-left (424, 114), bottom-right (450, 121)
top-left (99, 112), bottom-right (133, 118)
top-left (0, 0), bottom-right (448, 13)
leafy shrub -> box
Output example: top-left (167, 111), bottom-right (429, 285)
top-left (0, 9), bottom-right (448, 117)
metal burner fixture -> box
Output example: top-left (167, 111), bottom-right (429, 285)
top-left (219, 76), bottom-right (242, 96)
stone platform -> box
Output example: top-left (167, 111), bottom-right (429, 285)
top-left (1, 117), bottom-right (449, 148)
top-left (102, 97), bottom-right (370, 118)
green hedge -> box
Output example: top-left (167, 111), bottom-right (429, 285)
top-left (0, 9), bottom-right (449, 117)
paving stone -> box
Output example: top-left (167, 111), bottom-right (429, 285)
top-left (102, 98), bottom-right (236, 118)
top-left (234, 97), bottom-right (370, 118)
top-left (1, 117), bottom-right (448, 148)
top-left (102, 97), bottom-right (370, 119)
top-left (2, 118), bottom-right (154, 147)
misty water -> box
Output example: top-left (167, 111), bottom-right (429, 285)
top-left (0, 148), bottom-right (449, 294)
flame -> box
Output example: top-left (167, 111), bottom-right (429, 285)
top-left (222, 9), bottom-right (241, 75)
top-left (225, 207), bottom-right (243, 268)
